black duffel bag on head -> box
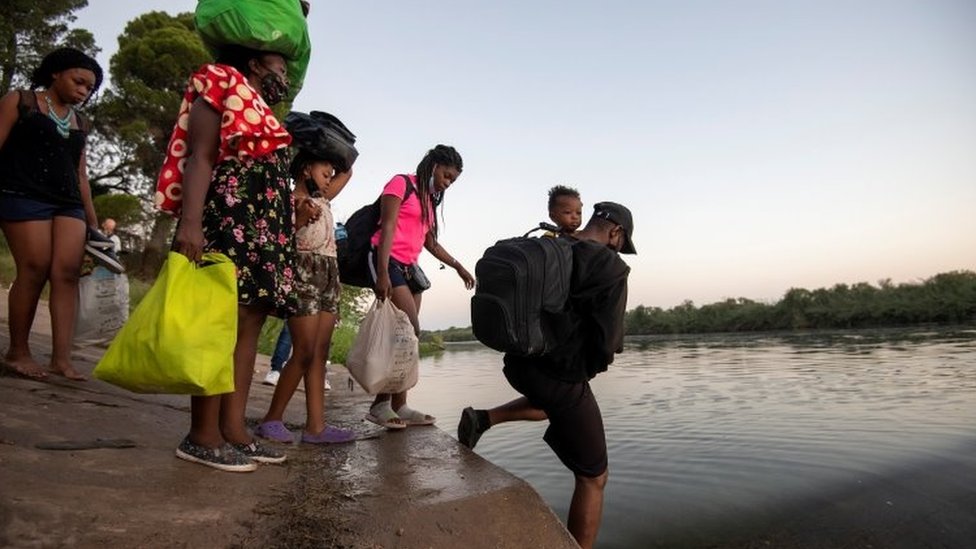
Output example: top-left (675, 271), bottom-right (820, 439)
top-left (283, 110), bottom-right (358, 172)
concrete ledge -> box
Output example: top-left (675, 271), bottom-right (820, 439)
top-left (0, 296), bottom-right (576, 548)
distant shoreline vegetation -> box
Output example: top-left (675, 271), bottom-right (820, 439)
top-left (424, 270), bottom-right (976, 342)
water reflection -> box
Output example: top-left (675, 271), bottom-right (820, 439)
top-left (410, 327), bottom-right (976, 548)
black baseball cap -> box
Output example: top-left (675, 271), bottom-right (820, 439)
top-left (593, 201), bottom-right (636, 254)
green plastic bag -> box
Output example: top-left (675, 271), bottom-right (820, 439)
top-left (195, 0), bottom-right (312, 100)
top-left (94, 252), bottom-right (237, 396)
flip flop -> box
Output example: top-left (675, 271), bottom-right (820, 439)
top-left (395, 404), bottom-right (436, 426)
top-left (365, 401), bottom-right (407, 430)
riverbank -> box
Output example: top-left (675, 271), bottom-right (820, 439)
top-left (0, 291), bottom-right (577, 548)
top-left (4, 294), bottom-right (976, 548)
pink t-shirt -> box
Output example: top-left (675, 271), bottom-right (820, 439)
top-left (369, 174), bottom-right (431, 264)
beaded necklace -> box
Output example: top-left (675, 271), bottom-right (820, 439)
top-left (43, 94), bottom-right (73, 138)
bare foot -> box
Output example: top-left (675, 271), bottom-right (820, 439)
top-left (2, 355), bottom-right (49, 380)
top-left (50, 361), bottom-right (87, 381)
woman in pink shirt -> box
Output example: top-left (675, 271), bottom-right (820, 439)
top-left (366, 145), bottom-right (474, 429)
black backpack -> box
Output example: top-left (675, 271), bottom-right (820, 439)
top-left (336, 175), bottom-right (414, 288)
top-left (470, 224), bottom-right (574, 356)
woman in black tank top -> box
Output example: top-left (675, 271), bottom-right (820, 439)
top-left (0, 47), bottom-right (104, 381)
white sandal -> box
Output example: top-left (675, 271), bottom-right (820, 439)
top-left (365, 401), bottom-right (407, 430)
top-left (395, 404), bottom-right (436, 426)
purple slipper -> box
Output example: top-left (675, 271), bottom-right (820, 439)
top-left (254, 420), bottom-right (294, 444)
top-left (301, 425), bottom-right (357, 445)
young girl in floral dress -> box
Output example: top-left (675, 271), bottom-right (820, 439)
top-left (256, 140), bottom-right (356, 445)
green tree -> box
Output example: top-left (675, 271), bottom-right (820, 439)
top-left (0, 0), bottom-right (97, 93)
top-left (622, 270), bottom-right (976, 336)
top-left (92, 193), bottom-right (142, 227)
top-left (87, 11), bottom-right (210, 276)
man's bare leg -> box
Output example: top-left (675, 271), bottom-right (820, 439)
top-left (567, 469), bottom-right (608, 549)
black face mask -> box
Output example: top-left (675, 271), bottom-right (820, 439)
top-left (260, 72), bottom-right (289, 105)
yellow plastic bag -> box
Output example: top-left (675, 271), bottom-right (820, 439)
top-left (94, 252), bottom-right (237, 395)
top-left (345, 299), bottom-right (419, 395)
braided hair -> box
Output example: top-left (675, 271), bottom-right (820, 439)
top-left (415, 144), bottom-right (463, 239)
top-left (30, 47), bottom-right (103, 105)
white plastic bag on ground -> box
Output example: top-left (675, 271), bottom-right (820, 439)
top-left (346, 298), bottom-right (419, 394)
top-left (75, 266), bottom-right (129, 346)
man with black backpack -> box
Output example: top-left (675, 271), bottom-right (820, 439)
top-left (458, 202), bottom-right (635, 549)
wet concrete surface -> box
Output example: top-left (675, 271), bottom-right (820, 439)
top-left (0, 292), bottom-right (578, 548)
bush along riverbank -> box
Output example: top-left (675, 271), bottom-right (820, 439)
top-left (625, 270), bottom-right (976, 334)
top-left (422, 270), bottom-right (976, 341)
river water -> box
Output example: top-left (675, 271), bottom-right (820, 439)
top-left (408, 327), bottom-right (976, 548)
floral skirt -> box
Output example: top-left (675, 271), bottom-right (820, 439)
top-left (202, 153), bottom-right (297, 318)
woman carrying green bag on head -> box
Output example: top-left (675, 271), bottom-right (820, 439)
top-left (156, 45), bottom-right (298, 473)
top-left (194, 0), bottom-right (312, 104)
top-left (148, 0), bottom-right (313, 473)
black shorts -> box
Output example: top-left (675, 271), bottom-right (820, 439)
top-left (503, 360), bottom-right (607, 478)
top-left (0, 194), bottom-right (85, 221)
top-left (368, 250), bottom-right (422, 292)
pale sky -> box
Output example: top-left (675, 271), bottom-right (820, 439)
top-left (76, 1), bottom-right (976, 329)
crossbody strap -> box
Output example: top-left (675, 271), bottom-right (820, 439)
top-left (399, 174), bottom-right (415, 201)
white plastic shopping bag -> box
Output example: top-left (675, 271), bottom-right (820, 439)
top-left (75, 266), bottom-right (130, 345)
top-left (346, 298), bottom-right (419, 394)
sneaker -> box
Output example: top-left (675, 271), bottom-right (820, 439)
top-left (254, 420), bottom-right (294, 443)
top-left (263, 370), bottom-right (281, 386)
top-left (175, 436), bottom-right (257, 472)
top-left (324, 378), bottom-right (332, 391)
top-left (232, 440), bottom-right (287, 464)
top-left (458, 407), bottom-right (489, 450)
top-left (86, 227), bottom-right (115, 249)
top-left (85, 244), bottom-right (125, 274)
